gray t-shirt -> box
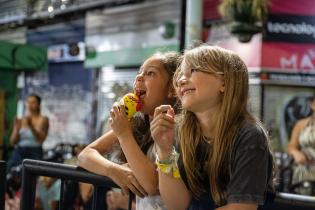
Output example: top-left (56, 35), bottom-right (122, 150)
top-left (178, 121), bottom-right (274, 209)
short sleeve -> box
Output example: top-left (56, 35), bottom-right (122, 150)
top-left (226, 123), bottom-right (272, 205)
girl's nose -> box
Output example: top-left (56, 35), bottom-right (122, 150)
top-left (135, 73), bottom-right (144, 82)
top-left (177, 75), bottom-right (187, 86)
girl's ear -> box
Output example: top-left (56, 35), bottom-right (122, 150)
top-left (219, 80), bottom-right (225, 93)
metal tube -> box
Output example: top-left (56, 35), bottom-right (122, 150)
top-left (92, 186), bottom-right (106, 210)
top-left (59, 179), bottom-right (65, 210)
top-left (128, 192), bottom-right (134, 210)
top-left (22, 159), bottom-right (118, 187)
top-left (185, 0), bottom-right (203, 48)
top-left (20, 159), bottom-right (118, 210)
top-left (179, 0), bottom-right (187, 52)
top-left (19, 159), bottom-right (315, 210)
top-left (20, 163), bottom-right (37, 210)
top-left (0, 161), bottom-right (6, 210)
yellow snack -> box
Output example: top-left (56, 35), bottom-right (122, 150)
top-left (120, 93), bottom-right (142, 119)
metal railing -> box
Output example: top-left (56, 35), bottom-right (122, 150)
top-left (20, 159), bottom-right (133, 210)
top-left (0, 161), bottom-right (6, 210)
top-left (266, 192), bottom-right (315, 210)
top-left (17, 159), bottom-right (315, 210)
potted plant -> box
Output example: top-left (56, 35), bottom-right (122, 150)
top-left (218, 0), bottom-right (268, 42)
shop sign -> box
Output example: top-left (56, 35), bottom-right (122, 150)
top-left (261, 72), bottom-right (315, 87)
top-left (262, 42), bottom-right (315, 73)
top-left (265, 14), bottom-right (315, 44)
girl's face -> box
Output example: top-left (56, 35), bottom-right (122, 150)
top-left (26, 96), bottom-right (40, 113)
top-left (134, 57), bottom-right (172, 116)
top-left (176, 60), bottom-right (224, 113)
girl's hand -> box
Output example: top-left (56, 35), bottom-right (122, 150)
top-left (150, 105), bottom-right (175, 159)
top-left (109, 103), bottom-right (133, 141)
top-left (293, 151), bottom-right (308, 165)
top-left (109, 164), bottom-right (147, 198)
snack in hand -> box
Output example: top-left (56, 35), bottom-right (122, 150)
top-left (120, 93), bottom-right (142, 119)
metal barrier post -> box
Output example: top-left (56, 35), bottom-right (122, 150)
top-left (18, 159), bottom-right (315, 210)
top-left (20, 159), bottom-right (123, 210)
top-left (92, 186), bottom-right (107, 209)
top-left (128, 191), bottom-right (134, 210)
top-left (0, 161), bottom-right (6, 210)
top-left (20, 162), bottom-right (37, 210)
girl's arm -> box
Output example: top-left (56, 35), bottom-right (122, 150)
top-left (216, 203), bottom-right (257, 210)
top-left (110, 104), bottom-right (159, 195)
top-left (78, 130), bottom-right (147, 197)
top-left (288, 119), bottom-right (307, 164)
top-left (10, 118), bottom-right (21, 145)
top-left (158, 171), bottom-right (191, 210)
top-left (119, 136), bottom-right (159, 195)
top-left (27, 116), bottom-right (49, 144)
top-left (78, 130), bottom-right (118, 177)
top-left (151, 105), bottom-right (191, 209)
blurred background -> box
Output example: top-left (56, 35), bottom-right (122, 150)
top-left (1, 0), bottom-right (314, 152)
top-left (1, 0), bottom-right (315, 208)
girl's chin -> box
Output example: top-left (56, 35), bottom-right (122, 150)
top-left (180, 102), bottom-right (190, 109)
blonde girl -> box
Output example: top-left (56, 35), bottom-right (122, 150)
top-left (151, 45), bottom-right (274, 210)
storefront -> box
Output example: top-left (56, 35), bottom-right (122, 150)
top-left (203, 0), bottom-right (315, 151)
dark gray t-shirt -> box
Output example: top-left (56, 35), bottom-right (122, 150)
top-left (178, 121), bottom-right (274, 209)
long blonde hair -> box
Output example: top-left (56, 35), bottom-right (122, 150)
top-left (174, 45), bottom-right (258, 205)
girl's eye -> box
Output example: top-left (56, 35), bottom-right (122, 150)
top-left (146, 71), bottom-right (155, 76)
top-left (191, 68), bottom-right (197, 73)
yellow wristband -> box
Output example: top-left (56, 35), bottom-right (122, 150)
top-left (155, 147), bottom-right (180, 179)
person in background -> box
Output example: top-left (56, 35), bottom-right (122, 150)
top-left (151, 45), bottom-right (274, 210)
top-left (106, 190), bottom-right (136, 210)
top-left (78, 52), bottom-right (180, 209)
top-left (36, 176), bottom-right (61, 210)
top-left (8, 94), bottom-right (49, 170)
top-left (288, 93), bottom-right (315, 195)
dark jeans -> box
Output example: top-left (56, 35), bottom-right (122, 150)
top-left (8, 145), bottom-right (43, 171)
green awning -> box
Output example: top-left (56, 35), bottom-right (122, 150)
top-left (0, 41), bottom-right (47, 71)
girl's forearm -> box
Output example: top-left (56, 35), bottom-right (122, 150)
top-left (119, 137), bottom-right (158, 195)
top-left (10, 128), bottom-right (20, 145)
top-left (158, 172), bottom-right (191, 210)
top-left (78, 148), bottom-right (118, 178)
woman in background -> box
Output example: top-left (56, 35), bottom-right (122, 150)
top-left (9, 94), bottom-right (49, 170)
top-left (288, 93), bottom-right (315, 195)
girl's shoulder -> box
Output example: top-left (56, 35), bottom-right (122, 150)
top-left (295, 117), bottom-right (311, 129)
top-left (38, 115), bottom-right (49, 128)
top-left (37, 115), bottom-right (49, 124)
top-left (234, 121), bottom-right (268, 151)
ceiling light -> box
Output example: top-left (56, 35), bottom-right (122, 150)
top-left (48, 6), bottom-right (54, 13)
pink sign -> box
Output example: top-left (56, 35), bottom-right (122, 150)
top-left (262, 42), bottom-right (315, 73)
top-left (203, 0), bottom-right (221, 21)
top-left (269, 0), bottom-right (315, 16)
